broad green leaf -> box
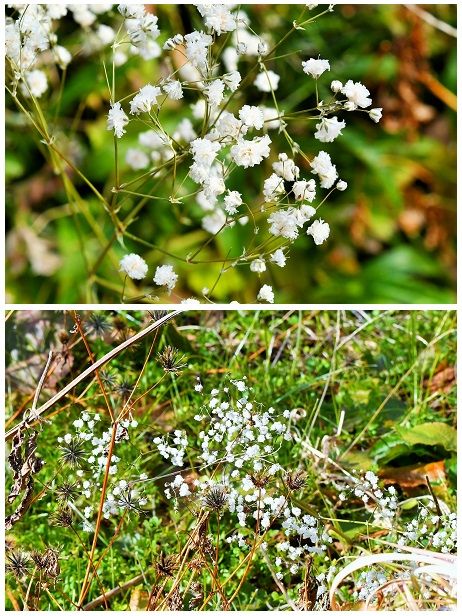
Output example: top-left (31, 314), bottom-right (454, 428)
top-left (396, 422), bottom-right (456, 452)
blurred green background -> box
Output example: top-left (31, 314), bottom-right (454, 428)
top-left (5, 4), bottom-right (457, 303)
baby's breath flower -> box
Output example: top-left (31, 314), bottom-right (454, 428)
top-left (341, 80), bottom-right (372, 109)
top-left (257, 284), bottom-right (274, 303)
top-left (23, 69), bottom-right (48, 97)
top-left (270, 248), bottom-right (287, 267)
top-left (153, 264), bottom-right (178, 291)
top-left (129, 84), bottom-right (162, 114)
top-left (314, 116), bottom-right (346, 143)
top-left (302, 58), bottom-right (330, 78)
top-left (107, 101), bottom-right (129, 138)
top-left (307, 219), bottom-right (330, 245)
top-left (119, 253), bottom-right (148, 280)
top-left (254, 70), bottom-right (280, 92)
top-left (369, 107), bottom-right (383, 122)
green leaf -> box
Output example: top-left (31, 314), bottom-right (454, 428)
top-left (396, 422), bottom-right (456, 452)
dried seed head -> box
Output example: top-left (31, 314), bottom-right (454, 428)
top-left (100, 369), bottom-right (117, 389)
top-left (115, 379), bottom-right (133, 400)
top-left (188, 581), bottom-right (203, 609)
top-left (58, 331), bottom-right (70, 344)
top-left (286, 469), bottom-right (307, 491)
top-left (250, 472), bottom-right (269, 488)
top-left (155, 552), bottom-right (178, 577)
top-left (60, 438), bottom-right (86, 467)
top-left (189, 556), bottom-right (206, 572)
top-left (202, 485), bottom-right (228, 512)
top-left (6, 550), bottom-right (30, 578)
top-left (166, 587), bottom-right (182, 611)
top-left (51, 506), bottom-right (73, 528)
top-left (31, 548), bottom-right (60, 579)
top-left (158, 346), bottom-right (186, 374)
top-left (87, 313), bottom-right (112, 338)
top-left (55, 481), bottom-right (79, 503)
top-left (148, 310), bottom-right (169, 322)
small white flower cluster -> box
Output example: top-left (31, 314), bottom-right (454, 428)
top-left (153, 430), bottom-right (188, 467)
top-left (6, 5), bottom-right (114, 96)
top-left (354, 568), bottom-right (388, 602)
top-left (119, 255), bottom-right (178, 293)
top-left (7, 4), bottom-right (382, 303)
top-left (101, 5), bottom-right (381, 302)
top-left (398, 508), bottom-right (457, 553)
top-left (226, 532), bottom-right (249, 549)
top-left (157, 377), bottom-right (333, 577)
top-left (103, 478), bottom-right (148, 519)
top-left (57, 410), bottom-right (143, 530)
top-left (338, 470), bottom-right (399, 527)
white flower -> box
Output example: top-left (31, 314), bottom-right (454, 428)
top-left (97, 24), bottom-right (115, 45)
top-left (341, 80), bottom-right (372, 109)
top-left (298, 204), bottom-right (316, 224)
top-left (202, 208), bottom-right (227, 234)
top-left (302, 58), bottom-right (330, 78)
top-left (54, 45), bottom-right (72, 68)
top-left (268, 209), bottom-right (299, 240)
top-left (254, 70), bottom-right (280, 92)
top-left (125, 148), bottom-right (149, 170)
top-left (204, 79), bottom-right (225, 107)
top-left (163, 33), bottom-right (184, 50)
top-left (262, 107), bottom-right (282, 130)
top-left (369, 107), bottom-right (383, 122)
top-left (292, 179), bottom-right (316, 202)
top-left (119, 253), bottom-right (148, 280)
top-left (24, 70), bottom-right (48, 98)
top-left (263, 173), bottom-right (285, 202)
top-left (257, 284), bottom-right (274, 303)
top-left (179, 482), bottom-right (191, 497)
top-left (330, 80), bottom-right (343, 93)
top-left (258, 40), bottom-right (269, 56)
top-left (231, 135), bottom-right (271, 168)
top-left (184, 31), bottom-right (213, 70)
top-left (307, 219), bottom-right (330, 245)
top-left (190, 137), bottom-right (221, 168)
top-left (139, 129), bottom-right (168, 149)
top-left (224, 190), bottom-right (243, 215)
top-left (173, 118), bottom-right (196, 143)
top-left (196, 4), bottom-right (236, 35)
top-left (223, 70), bottom-right (241, 92)
top-left (239, 105), bottom-right (264, 130)
top-left (153, 264), bottom-right (178, 291)
top-left (107, 102), bottom-right (129, 138)
top-left (310, 151), bottom-right (338, 189)
top-left (336, 180), bottom-right (347, 191)
top-left (163, 80), bottom-right (183, 100)
top-left (250, 258), bottom-right (266, 273)
top-left (314, 116), bottom-right (346, 142)
top-left (130, 84), bottom-right (162, 114)
top-left (270, 249), bottom-right (287, 267)
top-left (272, 154), bottom-right (299, 182)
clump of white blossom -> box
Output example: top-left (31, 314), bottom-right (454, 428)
top-left (56, 410), bottom-right (144, 530)
top-left (156, 377), bottom-right (332, 578)
top-left (5, 3), bottom-right (383, 303)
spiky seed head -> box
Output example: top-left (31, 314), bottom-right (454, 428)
top-left (6, 550), bottom-right (30, 578)
top-left (55, 481), bottom-right (79, 503)
top-left (51, 506), bottom-right (73, 528)
top-left (155, 552), bottom-right (178, 577)
top-left (60, 438), bottom-right (86, 468)
top-left (286, 469), bottom-right (307, 491)
top-left (203, 485), bottom-right (228, 512)
top-left (158, 346), bottom-right (186, 374)
top-left (250, 472), bottom-right (269, 488)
